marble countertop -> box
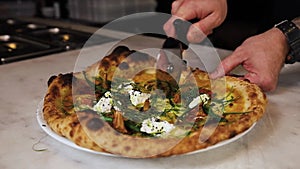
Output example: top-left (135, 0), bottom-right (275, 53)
top-left (1, 34), bottom-right (300, 169)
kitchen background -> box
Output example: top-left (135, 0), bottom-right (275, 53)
top-left (0, 0), bottom-right (267, 50)
top-left (1, 0), bottom-right (299, 47)
top-left (0, 0), bottom-right (161, 24)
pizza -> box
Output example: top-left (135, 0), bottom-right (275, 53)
top-left (42, 45), bottom-right (267, 158)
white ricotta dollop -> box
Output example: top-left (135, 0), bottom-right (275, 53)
top-left (200, 93), bottom-right (210, 105)
top-left (188, 93), bottom-right (210, 109)
top-left (129, 90), bottom-right (151, 107)
top-left (93, 91), bottom-right (113, 113)
top-left (140, 117), bottom-right (175, 136)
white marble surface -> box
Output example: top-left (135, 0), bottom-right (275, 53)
top-left (1, 36), bottom-right (300, 169)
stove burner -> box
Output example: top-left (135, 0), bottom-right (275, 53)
top-left (0, 34), bottom-right (63, 64)
top-left (27, 23), bottom-right (47, 30)
top-left (0, 18), bottom-right (117, 64)
top-left (25, 27), bottom-right (98, 49)
top-left (0, 35), bottom-right (10, 41)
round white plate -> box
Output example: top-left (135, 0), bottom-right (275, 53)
top-left (36, 100), bottom-right (118, 157)
top-left (36, 100), bottom-right (256, 157)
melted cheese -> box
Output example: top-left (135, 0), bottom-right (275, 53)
top-left (140, 117), bottom-right (175, 136)
top-left (129, 90), bottom-right (151, 107)
top-left (188, 93), bottom-right (210, 109)
top-left (93, 91), bottom-right (113, 113)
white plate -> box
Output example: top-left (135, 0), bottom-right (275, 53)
top-left (36, 100), bottom-right (118, 157)
top-left (36, 100), bottom-right (256, 157)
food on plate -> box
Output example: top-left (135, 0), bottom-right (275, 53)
top-left (42, 45), bottom-right (267, 158)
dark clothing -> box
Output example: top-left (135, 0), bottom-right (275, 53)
top-left (155, 0), bottom-right (300, 49)
top-left (213, 0), bottom-right (300, 49)
top-left (226, 0), bottom-right (300, 32)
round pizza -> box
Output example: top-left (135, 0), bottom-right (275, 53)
top-left (42, 45), bottom-right (267, 158)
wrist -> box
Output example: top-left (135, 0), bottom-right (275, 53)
top-left (275, 19), bottom-right (300, 64)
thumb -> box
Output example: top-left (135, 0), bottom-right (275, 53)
top-left (210, 52), bottom-right (245, 79)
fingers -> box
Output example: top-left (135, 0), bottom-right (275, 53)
top-left (171, 0), bottom-right (184, 14)
top-left (165, 0), bottom-right (227, 43)
top-left (164, 16), bottom-right (211, 43)
top-left (165, 0), bottom-right (203, 40)
top-left (163, 17), bottom-right (177, 37)
top-left (244, 72), bottom-right (277, 92)
top-left (171, 0), bottom-right (196, 20)
top-left (210, 51), bottom-right (245, 79)
top-left (187, 17), bottom-right (215, 43)
top-left (163, 0), bottom-right (186, 37)
top-left (210, 52), bottom-right (277, 92)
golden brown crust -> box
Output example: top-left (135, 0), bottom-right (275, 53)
top-left (42, 46), bottom-right (267, 158)
top-left (77, 111), bottom-right (181, 158)
top-left (43, 73), bottom-right (105, 152)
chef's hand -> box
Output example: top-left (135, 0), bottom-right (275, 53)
top-left (211, 28), bottom-right (289, 92)
top-left (164, 0), bottom-right (227, 43)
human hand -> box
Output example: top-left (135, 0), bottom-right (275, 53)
top-left (164, 0), bottom-right (227, 43)
top-left (211, 28), bottom-right (289, 91)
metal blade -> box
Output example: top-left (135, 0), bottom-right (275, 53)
top-left (157, 37), bottom-right (186, 81)
top-left (156, 19), bottom-right (191, 81)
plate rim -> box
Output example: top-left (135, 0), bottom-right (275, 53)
top-left (36, 99), bottom-right (256, 157)
top-left (36, 100), bottom-right (119, 157)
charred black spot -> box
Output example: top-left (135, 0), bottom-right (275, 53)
top-left (60, 73), bottom-right (73, 87)
top-left (111, 46), bottom-right (130, 55)
top-left (47, 75), bottom-right (57, 86)
top-left (50, 86), bottom-right (60, 97)
top-left (101, 59), bottom-right (111, 70)
top-left (249, 92), bottom-right (258, 99)
top-left (229, 131), bottom-right (237, 138)
top-left (71, 121), bottom-right (80, 127)
top-left (70, 129), bottom-right (75, 137)
top-left (118, 62), bottom-right (129, 70)
top-left (86, 118), bottom-right (105, 131)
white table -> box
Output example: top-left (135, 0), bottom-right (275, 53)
top-left (1, 34), bottom-right (300, 169)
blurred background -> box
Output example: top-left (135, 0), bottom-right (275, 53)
top-left (1, 0), bottom-right (299, 50)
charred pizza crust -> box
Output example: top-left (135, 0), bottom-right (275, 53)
top-left (43, 46), bottom-right (157, 153)
top-left (42, 46), bottom-right (267, 158)
top-left (43, 73), bottom-right (105, 152)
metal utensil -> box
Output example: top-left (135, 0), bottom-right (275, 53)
top-left (156, 19), bottom-right (191, 81)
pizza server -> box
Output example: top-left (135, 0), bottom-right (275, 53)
top-left (156, 19), bottom-right (191, 81)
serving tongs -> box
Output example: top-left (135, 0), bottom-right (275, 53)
top-left (156, 19), bottom-right (191, 81)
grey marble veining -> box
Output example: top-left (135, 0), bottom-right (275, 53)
top-left (0, 36), bottom-right (300, 169)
